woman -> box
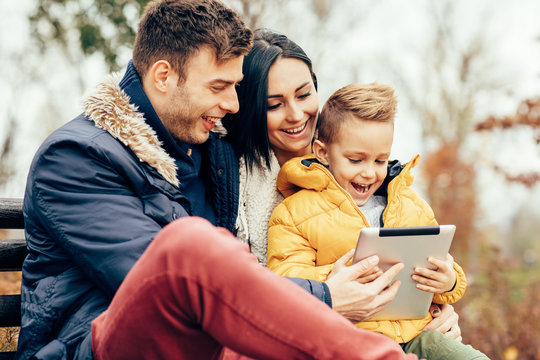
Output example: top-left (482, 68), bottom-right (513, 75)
top-left (222, 29), bottom-right (462, 338)
top-left (223, 29), bottom-right (318, 266)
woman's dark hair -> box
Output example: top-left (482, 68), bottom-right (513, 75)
top-left (222, 29), bottom-right (317, 171)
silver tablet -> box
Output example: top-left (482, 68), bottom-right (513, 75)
top-left (352, 225), bottom-right (456, 321)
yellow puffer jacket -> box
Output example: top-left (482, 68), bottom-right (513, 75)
top-left (268, 154), bottom-right (467, 343)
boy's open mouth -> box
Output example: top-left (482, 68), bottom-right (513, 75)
top-left (352, 182), bottom-right (371, 194)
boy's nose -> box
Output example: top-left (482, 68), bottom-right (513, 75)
top-left (360, 164), bottom-right (376, 179)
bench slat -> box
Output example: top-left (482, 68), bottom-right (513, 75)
top-left (0, 239), bottom-right (27, 272)
top-left (0, 199), bottom-right (24, 230)
top-left (0, 295), bottom-right (21, 327)
top-left (0, 199), bottom-right (23, 357)
top-left (0, 352), bottom-right (16, 360)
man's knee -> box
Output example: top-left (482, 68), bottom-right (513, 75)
top-left (151, 217), bottom-right (244, 264)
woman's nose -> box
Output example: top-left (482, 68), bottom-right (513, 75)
top-left (286, 101), bottom-right (304, 121)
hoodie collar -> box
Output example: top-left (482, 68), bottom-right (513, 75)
top-left (83, 62), bottom-right (180, 186)
top-left (119, 61), bottom-right (193, 163)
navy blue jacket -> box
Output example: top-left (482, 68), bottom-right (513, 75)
top-left (17, 63), bottom-right (329, 359)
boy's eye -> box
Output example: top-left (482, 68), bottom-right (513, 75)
top-left (349, 158), bottom-right (361, 164)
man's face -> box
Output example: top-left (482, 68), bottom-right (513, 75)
top-left (160, 46), bottom-right (244, 144)
top-left (315, 116), bottom-right (394, 207)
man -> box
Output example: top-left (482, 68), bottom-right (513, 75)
top-left (18, 1), bottom-right (426, 359)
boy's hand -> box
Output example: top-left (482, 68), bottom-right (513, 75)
top-left (412, 253), bottom-right (456, 294)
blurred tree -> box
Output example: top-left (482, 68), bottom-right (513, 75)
top-left (475, 97), bottom-right (540, 188)
top-left (0, 117), bottom-right (16, 190)
top-left (400, 2), bottom-right (507, 147)
top-left (29, 0), bottom-right (148, 72)
top-left (421, 141), bottom-right (477, 264)
top-left (387, 1), bottom-right (510, 268)
top-left (224, 0), bottom-right (284, 29)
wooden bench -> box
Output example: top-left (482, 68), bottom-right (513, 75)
top-left (0, 198), bottom-right (26, 360)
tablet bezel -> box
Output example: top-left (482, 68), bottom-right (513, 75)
top-left (352, 225), bottom-right (456, 321)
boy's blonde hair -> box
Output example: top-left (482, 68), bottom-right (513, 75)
top-left (317, 83), bottom-right (397, 143)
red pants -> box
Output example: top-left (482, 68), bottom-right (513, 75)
top-left (91, 217), bottom-right (416, 360)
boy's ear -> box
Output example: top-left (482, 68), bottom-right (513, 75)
top-left (313, 139), bottom-right (330, 166)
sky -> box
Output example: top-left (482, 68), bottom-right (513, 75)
top-left (1, 0), bottom-right (540, 229)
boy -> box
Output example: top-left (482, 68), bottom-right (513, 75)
top-left (268, 83), bottom-right (488, 359)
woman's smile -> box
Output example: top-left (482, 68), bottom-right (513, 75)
top-left (281, 120), bottom-right (309, 135)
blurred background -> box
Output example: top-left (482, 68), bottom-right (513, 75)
top-left (1, 0), bottom-right (540, 357)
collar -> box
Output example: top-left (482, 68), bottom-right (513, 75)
top-left (83, 62), bottom-right (180, 186)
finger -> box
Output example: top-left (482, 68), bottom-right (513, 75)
top-left (334, 249), bottom-right (355, 269)
top-left (435, 312), bottom-right (456, 334)
top-left (357, 272), bottom-right (381, 284)
top-left (446, 253), bottom-right (454, 263)
top-left (374, 279), bottom-right (401, 306)
top-left (371, 263), bottom-right (403, 291)
top-left (412, 273), bottom-right (443, 286)
top-left (428, 257), bottom-right (452, 272)
top-left (349, 255), bottom-right (380, 278)
top-left (445, 324), bottom-right (462, 341)
top-left (415, 283), bottom-right (441, 293)
top-left (429, 304), bottom-right (442, 317)
top-left (423, 304), bottom-right (454, 332)
top-left (413, 267), bottom-right (443, 282)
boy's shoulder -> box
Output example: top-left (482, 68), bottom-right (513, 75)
top-left (277, 154), bottom-right (336, 197)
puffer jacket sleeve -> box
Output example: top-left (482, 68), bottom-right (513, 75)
top-left (27, 136), bottom-right (187, 298)
top-left (432, 262), bottom-right (467, 304)
top-left (267, 202), bottom-right (334, 282)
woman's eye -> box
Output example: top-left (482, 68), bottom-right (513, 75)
top-left (267, 103), bottom-right (281, 110)
top-left (298, 92), bottom-right (311, 99)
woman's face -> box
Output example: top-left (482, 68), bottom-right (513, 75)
top-left (266, 57), bottom-right (319, 166)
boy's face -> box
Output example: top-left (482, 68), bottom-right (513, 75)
top-left (313, 116), bottom-right (394, 207)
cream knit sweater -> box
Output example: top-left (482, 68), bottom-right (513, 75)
top-left (235, 152), bottom-right (283, 265)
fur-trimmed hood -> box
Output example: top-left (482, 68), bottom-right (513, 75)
top-left (82, 76), bottom-right (228, 188)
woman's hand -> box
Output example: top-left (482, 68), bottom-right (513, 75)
top-left (423, 304), bottom-right (462, 342)
top-left (325, 249), bottom-right (403, 322)
top-left (412, 253), bottom-right (456, 294)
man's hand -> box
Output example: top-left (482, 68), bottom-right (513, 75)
top-left (325, 249), bottom-right (403, 322)
top-left (423, 304), bottom-right (462, 342)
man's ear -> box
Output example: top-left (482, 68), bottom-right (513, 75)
top-left (147, 60), bottom-right (174, 93)
top-left (313, 139), bottom-right (330, 166)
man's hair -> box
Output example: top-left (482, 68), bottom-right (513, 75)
top-left (222, 29), bottom-right (317, 171)
top-left (133, 0), bottom-right (253, 80)
top-left (318, 83), bottom-right (397, 143)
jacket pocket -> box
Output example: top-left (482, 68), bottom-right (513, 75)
top-left (141, 193), bottom-right (188, 226)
